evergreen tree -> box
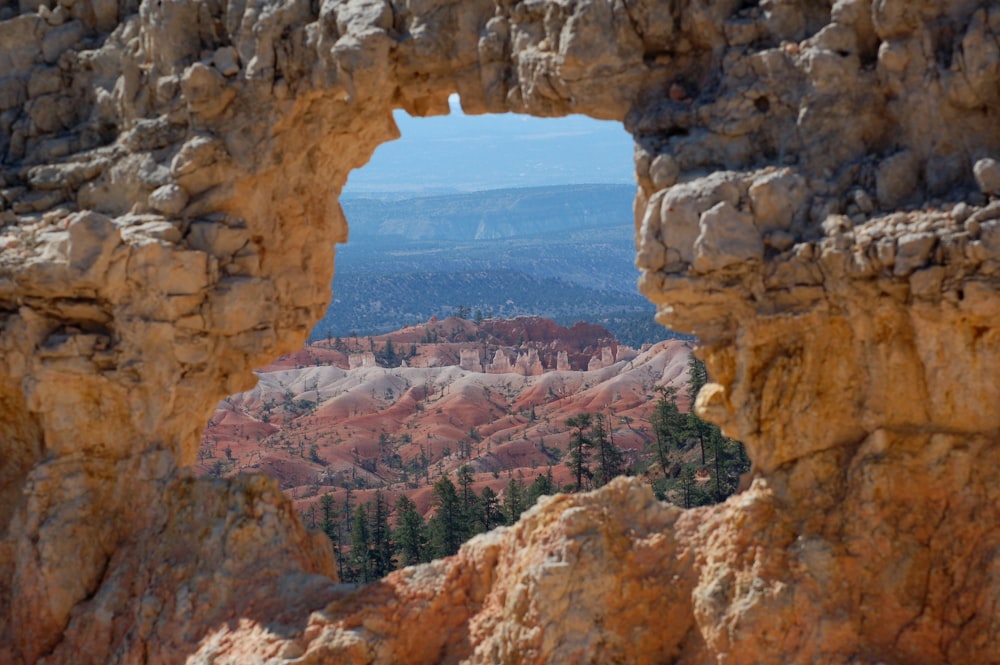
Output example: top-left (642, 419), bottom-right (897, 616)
top-left (319, 494), bottom-right (338, 541)
top-left (377, 432), bottom-right (395, 465)
top-left (502, 474), bottom-right (528, 523)
top-left (319, 493), bottom-right (344, 579)
top-left (456, 465), bottom-right (480, 535)
top-left (591, 413), bottom-right (624, 487)
top-left (527, 470), bottom-right (557, 506)
top-left (378, 338), bottom-right (398, 367)
top-left (709, 433), bottom-right (751, 502)
top-left (349, 503), bottom-right (371, 583)
top-left (394, 495), bottom-right (428, 567)
top-left (565, 413), bottom-right (593, 492)
top-left (429, 475), bottom-right (464, 558)
top-left (679, 466), bottom-right (696, 509)
top-left (478, 486), bottom-right (504, 530)
top-left (677, 464), bottom-right (713, 508)
top-left (369, 490), bottom-right (395, 578)
top-left (685, 352), bottom-right (751, 498)
top-left (687, 409), bottom-right (712, 465)
top-left (687, 353), bottom-right (709, 402)
top-left (649, 386), bottom-right (684, 475)
top-left (342, 486), bottom-right (354, 534)
top-left (686, 354), bottom-right (712, 464)
top-left (418, 444), bottom-right (430, 483)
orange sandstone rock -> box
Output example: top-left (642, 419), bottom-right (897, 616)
top-left (1, 0), bottom-right (999, 663)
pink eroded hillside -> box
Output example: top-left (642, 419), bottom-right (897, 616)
top-left (198, 317), bottom-right (693, 516)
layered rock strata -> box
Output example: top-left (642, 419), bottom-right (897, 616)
top-left (1, 0), bottom-right (999, 663)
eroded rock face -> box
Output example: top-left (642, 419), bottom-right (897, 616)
top-left (1, 0), bottom-right (999, 662)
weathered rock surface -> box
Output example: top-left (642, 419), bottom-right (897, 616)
top-left (1, 0), bottom-right (999, 663)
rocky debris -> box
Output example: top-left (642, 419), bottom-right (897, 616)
top-left (1, 0), bottom-right (999, 664)
top-left (974, 157), bottom-right (1000, 197)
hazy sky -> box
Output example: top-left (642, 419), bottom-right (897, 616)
top-left (343, 95), bottom-right (635, 194)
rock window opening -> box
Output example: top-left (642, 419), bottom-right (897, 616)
top-left (197, 97), bottom-right (750, 581)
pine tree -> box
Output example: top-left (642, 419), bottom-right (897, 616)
top-left (679, 466), bottom-right (696, 509)
top-left (591, 413), bottom-right (624, 487)
top-left (687, 353), bottom-right (709, 402)
top-left (319, 494), bottom-right (338, 540)
top-left (687, 409), bottom-right (711, 465)
top-left (502, 474), bottom-right (528, 523)
top-left (369, 490), bottom-right (395, 578)
top-left (394, 495), bottom-right (428, 567)
top-left (349, 503), bottom-right (371, 583)
top-left (456, 465), bottom-right (480, 535)
top-left (319, 493), bottom-right (344, 579)
top-left (566, 413), bottom-right (593, 492)
top-left (429, 475), bottom-right (464, 558)
top-left (379, 338), bottom-right (398, 367)
top-left (342, 486), bottom-right (354, 534)
top-left (527, 470), bottom-right (557, 506)
top-left (650, 386), bottom-right (683, 475)
top-left (377, 432), bottom-right (395, 465)
top-left (733, 440), bottom-right (751, 483)
top-left (686, 353), bottom-right (712, 464)
top-left (709, 433), bottom-right (752, 502)
top-left (478, 486), bottom-right (504, 530)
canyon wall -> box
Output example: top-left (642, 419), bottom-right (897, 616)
top-left (1, 0), bottom-right (999, 662)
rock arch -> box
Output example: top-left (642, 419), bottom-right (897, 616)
top-left (1, 0), bottom-right (999, 662)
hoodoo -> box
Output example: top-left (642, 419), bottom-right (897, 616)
top-left (1, 0), bottom-right (999, 662)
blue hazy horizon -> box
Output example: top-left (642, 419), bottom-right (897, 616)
top-left (343, 95), bottom-right (635, 195)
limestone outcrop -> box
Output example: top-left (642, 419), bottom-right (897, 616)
top-left (1, 0), bottom-right (999, 663)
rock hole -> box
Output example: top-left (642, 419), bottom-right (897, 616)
top-left (198, 95), bottom-right (747, 582)
top-left (754, 96), bottom-right (770, 113)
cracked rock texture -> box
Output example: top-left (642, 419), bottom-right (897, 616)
top-left (2, 0), bottom-right (1000, 663)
